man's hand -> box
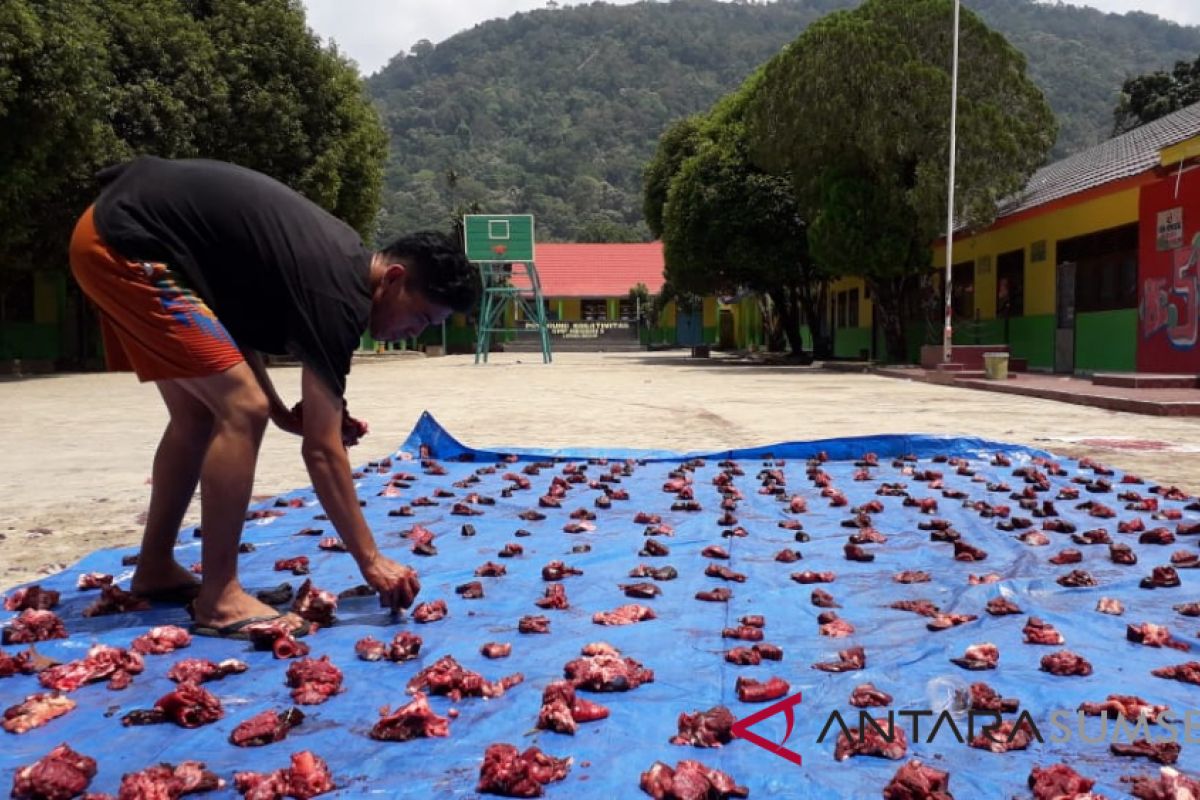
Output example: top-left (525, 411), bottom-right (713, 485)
top-left (272, 405), bottom-right (304, 437)
top-left (360, 553), bottom-right (421, 613)
top-left (291, 400), bottom-right (368, 447)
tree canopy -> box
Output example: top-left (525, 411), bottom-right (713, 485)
top-left (0, 0), bottom-right (386, 274)
top-left (746, 0), bottom-right (1056, 360)
top-left (1114, 54), bottom-right (1200, 134)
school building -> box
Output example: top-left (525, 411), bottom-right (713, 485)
top-left (830, 101), bottom-right (1200, 374)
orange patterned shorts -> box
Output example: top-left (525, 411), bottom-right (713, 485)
top-left (69, 205), bottom-right (244, 382)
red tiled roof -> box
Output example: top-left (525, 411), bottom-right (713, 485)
top-left (533, 242), bottom-right (664, 298)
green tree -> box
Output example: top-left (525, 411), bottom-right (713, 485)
top-left (649, 77), bottom-right (825, 357)
top-left (1114, 55), bottom-right (1200, 134)
top-left (0, 0), bottom-right (387, 284)
top-left (748, 0), bottom-right (1055, 360)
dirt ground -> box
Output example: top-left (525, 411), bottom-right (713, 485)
top-left (5, 350), bottom-right (1200, 590)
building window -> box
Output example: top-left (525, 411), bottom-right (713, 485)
top-left (581, 299), bottom-right (607, 321)
top-left (618, 298), bottom-right (635, 321)
top-left (996, 249), bottom-right (1024, 318)
top-left (950, 261), bottom-right (975, 319)
top-left (1058, 224), bottom-right (1138, 313)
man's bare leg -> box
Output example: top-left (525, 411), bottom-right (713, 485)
top-left (130, 381), bottom-right (214, 597)
top-left (175, 363), bottom-right (297, 628)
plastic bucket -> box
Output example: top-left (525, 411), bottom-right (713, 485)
top-left (983, 352), bottom-right (1009, 380)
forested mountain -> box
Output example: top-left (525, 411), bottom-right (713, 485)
top-left (366, 0), bottom-right (1200, 243)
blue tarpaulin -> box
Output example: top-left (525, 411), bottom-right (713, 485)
top-left (2, 412), bottom-right (1198, 798)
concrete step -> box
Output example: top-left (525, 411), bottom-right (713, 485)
top-left (1092, 373), bottom-right (1200, 389)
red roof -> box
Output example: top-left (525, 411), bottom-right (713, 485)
top-left (533, 243), bottom-right (664, 297)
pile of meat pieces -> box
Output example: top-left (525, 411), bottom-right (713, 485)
top-left (369, 692), bottom-right (450, 742)
top-left (883, 760), bottom-right (952, 800)
top-left (562, 643), bottom-right (654, 692)
top-left (40, 644), bottom-right (144, 692)
top-left (477, 744), bottom-right (571, 798)
top-left (407, 655), bottom-right (523, 701)
top-left (234, 751), bottom-right (335, 799)
top-left (639, 761), bottom-right (748, 800)
top-left (535, 681), bottom-right (610, 735)
top-left (285, 656), bottom-right (343, 704)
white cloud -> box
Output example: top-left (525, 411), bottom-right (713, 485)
top-left (300, 0), bottom-right (1200, 76)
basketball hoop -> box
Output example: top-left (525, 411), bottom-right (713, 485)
top-left (492, 244), bottom-right (507, 257)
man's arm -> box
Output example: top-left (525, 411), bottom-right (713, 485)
top-left (299, 367), bottom-right (419, 609)
top-left (241, 348), bottom-right (300, 434)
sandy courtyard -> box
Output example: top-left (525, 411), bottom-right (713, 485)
top-left (4, 350), bottom-right (1200, 590)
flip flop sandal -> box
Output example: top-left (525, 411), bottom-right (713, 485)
top-left (191, 613), bottom-right (309, 640)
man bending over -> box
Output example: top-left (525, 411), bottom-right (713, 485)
top-left (68, 156), bottom-right (477, 637)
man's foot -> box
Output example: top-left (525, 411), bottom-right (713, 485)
top-left (190, 588), bottom-right (304, 632)
top-left (131, 560), bottom-right (201, 602)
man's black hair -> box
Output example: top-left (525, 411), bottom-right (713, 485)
top-left (378, 231), bottom-right (478, 312)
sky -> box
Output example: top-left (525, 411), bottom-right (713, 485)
top-left (301, 0), bottom-right (1200, 76)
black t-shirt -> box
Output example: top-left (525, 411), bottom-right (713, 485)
top-left (93, 156), bottom-right (371, 396)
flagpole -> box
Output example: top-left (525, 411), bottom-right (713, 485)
top-left (942, 0), bottom-right (961, 364)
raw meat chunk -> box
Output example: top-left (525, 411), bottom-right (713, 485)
top-left (951, 643), bottom-right (998, 670)
top-left (1120, 767), bottom-right (1200, 799)
top-left (970, 682), bottom-right (1018, 713)
top-left (639, 760), bottom-right (747, 800)
top-left (883, 759), bottom-right (952, 800)
top-left (534, 584), bottom-right (568, 610)
top-left (735, 675), bottom-right (789, 703)
top-left (153, 681), bottom-right (224, 727)
top-left (412, 599), bottom-right (447, 623)
top-left (2, 693), bottom-right (76, 734)
top-left (131, 625), bottom-right (191, 655)
top-left (4, 586), bottom-right (60, 612)
top-left (1028, 763), bottom-right (1098, 800)
top-left (167, 658), bottom-right (247, 684)
top-left (1152, 661), bottom-right (1200, 686)
top-left (11, 744), bottom-right (97, 800)
top-left (477, 744), bottom-right (571, 798)
top-left (564, 648), bottom-right (653, 692)
top-left (233, 751), bottom-right (334, 800)
top-left (4, 609), bottom-right (68, 644)
top-left (670, 705), bottom-right (734, 747)
top-left (1023, 617), bottom-right (1065, 645)
top-left (1110, 740), bottom-right (1181, 765)
top-left (1040, 650), bottom-right (1093, 676)
top-left (116, 761), bottom-right (222, 798)
top-left (986, 597), bottom-right (1022, 616)
top-left (369, 692), bottom-right (450, 741)
top-left (834, 717), bottom-right (908, 760)
top-left (285, 656), bottom-right (342, 705)
top-left (39, 645), bottom-right (144, 692)
top-left (849, 683), bottom-right (892, 708)
top-left (1127, 623), bottom-right (1190, 651)
top-left (290, 580), bottom-right (337, 627)
top-left (1096, 597), bottom-right (1124, 615)
top-left (1078, 694), bottom-right (1167, 722)
top-left (407, 655), bottom-right (523, 701)
top-left (813, 646), bottom-right (866, 673)
top-left (482, 642), bottom-right (512, 659)
top-left (230, 708), bottom-right (305, 747)
top-left (695, 588), bottom-right (731, 602)
top-left (969, 719), bottom-right (1036, 753)
top-left (519, 615), bottom-right (550, 634)
top-left (82, 585), bottom-right (150, 617)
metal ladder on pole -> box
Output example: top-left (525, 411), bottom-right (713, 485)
top-left (474, 260), bottom-right (553, 364)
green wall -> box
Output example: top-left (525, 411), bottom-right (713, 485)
top-left (1007, 314), bottom-right (1055, 369)
top-left (0, 322), bottom-right (60, 360)
top-left (1075, 309), bottom-right (1137, 373)
top-left (834, 326), bottom-right (872, 359)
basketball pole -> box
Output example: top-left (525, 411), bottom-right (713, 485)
top-left (942, 0), bottom-right (961, 364)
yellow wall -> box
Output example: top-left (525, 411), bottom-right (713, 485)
top-left (827, 276), bottom-right (872, 327)
top-left (702, 296), bottom-right (717, 328)
top-left (932, 187), bottom-right (1141, 319)
top-left (558, 298), bottom-right (582, 321)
